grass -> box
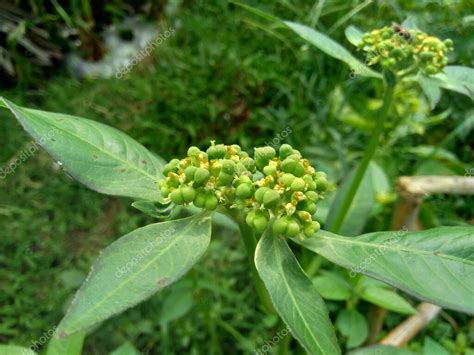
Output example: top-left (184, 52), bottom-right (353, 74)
top-left (0, 0), bottom-right (473, 353)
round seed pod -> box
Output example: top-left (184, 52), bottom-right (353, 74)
top-left (193, 191), bottom-right (207, 208)
top-left (246, 210), bottom-right (256, 227)
top-left (315, 172), bottom-right (328, 192)
top-left (263, 189), bottom-right (280, 209)
top-left (184, 166), bottom-right (198, 181)
top-left (217, 171), bottom-right (233, 186)
top-left (299, 200), bottom-right (317, 215)
top-left (297, 210), bottom-right (312, 222)
top-left (161, 186), bottom-right (170, 198)
top-left (253, 212), bottom-right (269, 233)
top-left (194, 168), bottom-right (210, 185)
top-left (236, 175), bottom-right (252, 186)
top-left (254, 146), bottom-right (276, 161)
top-left (305, 191), bottom-right (319, 202)
top-left (272, 218), bottom-right (288, 235)
top-left (290, 177), bottom-right (306, 192)
top-left (187, 146), bottom-right (201, 157)
top-left (221, 159), bottom-right (236, 175)
top-left (263, 164), bottom-right (277, 176)
top-left (255, 187), bottom-right (270, 203)
top-left (279, 173), bottom-right (295, 187)
top-left (163, 159), bottom-right (180, 175)
top-left (231, 144), bottom-right (241, 154)
top-left (425, 65), bottom-right (437, 75)
top-left (207, 144), bottom-right (227, 159)
top-left (170, 188), bottom-right (184, 205)
top-left (204, 193), bottom-right (218, 210)
top-left (286, 218), bottom-right (300, 238)
top-left (303, 175), bottom-right (316, 190)
top-left (279, 144), bottom-right (294, 160)
top-left (181, 186), bottom-right (196, 203)
top-left (236, 183), bottom-right (254, 199)
top-left (240, 157), bottom-right (256, 173)
top-left (420, 51), bottom-right (434, 60)
top-left (281, 158), bottom-right (296, 173)
top-left (303, 221), bottom-right (320, 237)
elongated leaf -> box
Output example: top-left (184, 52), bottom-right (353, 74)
top-left (46, 331), bottom-right (85, 355)
top-left (432, 66), bottom-right (474, 99)
top-left (416, 74), bottom-right (442, 109)
top-left (0, 345), bottom-right (35, 355)
top-left (345, 25), bottom-right (364, 47)
top-left (335, 309), bottom-right (368, 348)
top-left (313, 271), bottom-right (353, 301)
top-left (1, 97), bottom-right (165, 202)
top-left (255, 227), bottom-right (340, 354)
top-left (111, 342), bottom-right (141, 355)
top-left (295, 227), bottom-right (474, 314)
top-left (360, 286), bottom-right (416, 314)
top-left (284, 21), bottom-right (382, 79)
top-left (56, 212), bottom-right (212, 337)
top-left (326, 161), bottom-right (378, 236)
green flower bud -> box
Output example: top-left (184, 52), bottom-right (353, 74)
top-left (221, 159), bottom-right (236, 175)
top-left (263, 189), bottom-right (280, 208)
top-left (207, 144), bottom-right (227, 159)
top-left (443, 39), bottom-right (453, 47)
top-left (187, 146), bottom-right (201, 157)
top-left (303, 175), bottom-right (316, 190)
top-left (217, 171), bottom-right (234, 186)
top-left (170, 188), bottom-right (184, 205)
top-left (253, 212), bottom-right (269, 233)
top-left (161, 186), bottom-right (170, 198)
top-left (420, 51), bottom-right (434, 60)
top-left (303, 221), bottom-right (320, 238)
top-left (274, 217), bottom-right (300, 238)
top-left (184, 166), bottom-right (198, 181)
top-left (163, 158), bottom-right (180, 175)
top-left (290, 177), bottom-right (306, 192)
top-left (254, 146), bottom-right (276, 161)
top-left (281, 158), bottom-right (305, 177)
top-left (204, 193), bottom-right (218, 210)
top-left (273, 217), bottom-right (288, 235)
top-left (181, 186), bottom-right (196, 203)
top-left (236, 183), bottom-right (254, 199)
top-left (246, 211), bottom-right (256, 227)
top-left (263, 164), bottom-right (277, 176)
top-left (279, 144), bottom-right (294, 159)
top-left (286, 219), bottom-right (301, 237)
top-left (193, 191), bottom-right (207, 208)
top-left (240, 157), bottom-right (256, 173)
top-left (299, 200), bottom-right (317, 215)
top-left (279, 173), bottom-right (295, 187)
top-left (230, 144), bottom-right (241, 154)
top-left (255, 187), bottom-right (270, 203)
top-left (236, 175), bottom-right (252, 185)
top-left (305, 191), bottom-right (319, 202)
top-left (194, 168), bottom-right (210, 185)
top-left (425, 65), bottom-right (437, 75)
top-left (315, 172), bottom-right (328, 192)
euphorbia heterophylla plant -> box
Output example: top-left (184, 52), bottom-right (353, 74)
top-left (1, 97), bottom-right (473, 354)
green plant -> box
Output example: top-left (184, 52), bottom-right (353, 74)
top-left (1, 96), bottom-right (473, 354)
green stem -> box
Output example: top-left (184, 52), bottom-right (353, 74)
top-left (330, 75), bottom-right (396, 234)
top-left (238, 219), bottom-right (276, 314)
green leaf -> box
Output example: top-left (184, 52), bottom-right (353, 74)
top-left (349, 345), bottom-right (416, 355)
top-left (159, 284), bottom-right (194, 324)
top-left (111, 341), bottom-right (141, 355)
top-left (423, 337), bottom-right (450, 355)
top-left (0, 97), bottom-right (165, 202)
top-left (295, 227), bottom-right (474, 314)
top-left (255, 227), bottom-right (340, 354)
top-left (360, 286), bottom-right (416, 314)
top-left (335, 309), bottom-right (368, 348)
top-left (417, 73), bottom-right (442, 109)
top-left (56, 212), bottom-right (212, 337)
top-left (345, 25), bottom-right (364, 47)
top-left (131, 201), bottom-right (174, 219)
top-left (284, 21), bottom-right (382, 79)
top-left (46, 331), bottom-right (85, 355)
top-left (433, 66), bottom-right (474, 99)
top-left (326, 161), bottom-right (378, 236)
top-left (0, 345), bottom-right (36, 355)
top-left (313, 271), bottom-right (353, 301)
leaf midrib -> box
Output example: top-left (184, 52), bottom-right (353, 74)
top-left (4, 99), bottom-right (160, 182)
top-left (61, 214), bottom-right (210, 333)
top-left (314, 232), bottom-right (474, 266)
top-left (273, 236), bottom-right (326, 354)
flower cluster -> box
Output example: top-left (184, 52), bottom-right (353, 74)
top-left (159, 142), bottom-right (328, 239)
top-left (358, 26), bottom-right (453, 75)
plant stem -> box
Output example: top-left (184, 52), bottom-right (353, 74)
top-left (238, 219), bottom-right (276, 314)
top-left (330, 76), bottom-right (396, 234)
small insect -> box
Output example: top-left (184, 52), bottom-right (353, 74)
top-left (393, 23), bottom-right (412, 41)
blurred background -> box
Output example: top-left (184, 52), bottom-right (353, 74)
top-left (0, 0), bottom-right (473, 354)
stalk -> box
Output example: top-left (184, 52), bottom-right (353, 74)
top-left (330, 74), bottom-right (396, 233)
top-left (238, 220), bottom-right (276, 314)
